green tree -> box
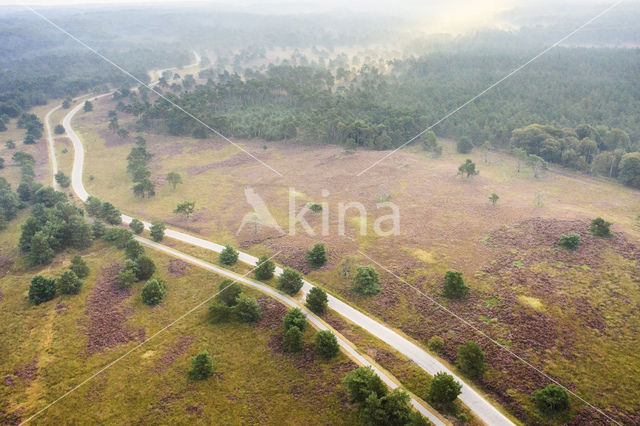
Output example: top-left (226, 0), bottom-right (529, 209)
top-left (141, 279), bottom-right (166, 305)
top-left (209, 302), bottom-right (234, 323)
top-left (129, 218), bottom-right (144, 234)
top-left (219, 244), bottom-right (239, 266)
top-left (236, 294), bottom-right (261, 322)
top-left (189, 350), bottom-right (214, 380)
top-left (135, 255), bottom-right (156, 281)
top-left (70, 255), bottom-right (89, 278)
top-left (254, 255), bottom-right (275, 280)
top-left (353, 265), bottom-right (381, 295)
top-left (428, 336), bottom-right (444, 352)
top-left (531, 384), bottom-right (569, 414)
top-left (421, 130), bottom-right (437, 151)
top-left (99, 202), bottom-right (122, 225)
top-left (28, 231), bottom-right (55, 266)
top-left (125, 239), bottom-right (144, 260)
top-left (457, 341), bottom-right (487, 379)
top-left (92, 220), bottom-right (106, 238)
top-left (458, 159), bottom-right (479, 178)
top-left (117, 268), bottom-right (137, 289)
top-left (54, 124), bottom-right (65, 134)
top-left (558, 233), bottom-right (580, 250)
top-left (29, 275), bottom-right (57, 305)
top-left (489, 193), bottom-right (499, 206)
top-left (283, 326), bottom-right (304, 353)
top-left (68, 216), bottom-right (93, 249)
top-left (618, 152), bottom-right (640, 188)
top-left (362, 388), bottom-right (414, 426)
top-left (343, 366), bottom-right (388, 404)
top-left (314, 330), bottom-right (340, 359)
top-left (283, 307), bottom-right (307, 332)
top-left (305, 286), bottom-right (328, 315)
top-left (84, 196), bottom-right (102, 217)
top-left (174, 201), bottom-right (195, 218)
top-left (150, 221), bottom-right (166, 242)
top-left (307, 242), bottom-right (327, 268)
top-left (166, 172), bottom-right (182, 190)
top-left (277, 267), bottom-right (303, 295)
top-left (443, 271), bottom-right (469, 299)
top-left (427, 372), bottom-right (462, 405)
top-left (57, 270), bottom-right (83, 295)
top-left (83, 101), bottom-right (93, 112)
top-left (590, 217), bottom-right (612, 237)
top-left (456, 137), bottom-right (473, 154)
top-left (216, 280), bottom-right (242, 307)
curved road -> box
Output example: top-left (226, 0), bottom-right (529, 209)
top-left (55, 54), bottom-right (514, 426)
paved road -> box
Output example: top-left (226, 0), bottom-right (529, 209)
top-left (55, 52), bottom-right (514, 426)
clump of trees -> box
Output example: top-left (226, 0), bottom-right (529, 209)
top-left (282, 308), bottom-right (307, 353)
top-left (306, 242), bottom-right (327, 268)
top-left (278, 267), bottom-right (304, 295)
top-left (209, 280), bottom-right (261, 323)
top-left (54, 172), bottom-right (70, 188)
top-left (54, 124), bottom-right (65, 134)
top-left (127, 139), bottom-right (155, 198)
top-left (84, 196), bottom-right (122, 225)
top-left (442, 271), bottom-right (469, 299)
top-left (353, 265), bottom-right (381, 295)
top-left (17, 113), bottom-right (43, 145)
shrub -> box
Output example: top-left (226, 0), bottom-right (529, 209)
top-left (70, 255), bottom-right (89, 278)
top-left (84, 196), bottom-right (102, 217)
top-left (314, 330), bottom-right (340, 359)
top-left (457, 341), bottom-right (486, 379)
top-left (125, 239), bottom-right (145, 260)
top-left (149, 221), bottom-right (166, 242)
top-left (590, 217), bottom-right (612, 237)
top-left (117, 268), bottom-right (137, 289)
top-left (456, 137), bottom-right (473, 154)
top-left (54, 124), bottom-right (65, 134)
top-left (427, 372), bottom-right (462, 405)
top-left (428, 336), bottom-right (444, 352)
top-left (254, 255), bottom-right (275, 280)
top-left (558, 233), bottom-right (580, 250)
top-left (531, 384), bottom-right (569, 414)
top-left (91, 220), bottom-right (106, 238)
top-left (443, 271), bottom-right (469, 299)
top-left (277, 267), bottom-right (303, 295)
top-left (283, 307), bottom-right (307, 332)
top-left (135, 255), bottom-right (155, 281)
top-left (458, 159), bottom-right (479, 178)
top-left (129, 218), bottom-right (144, 234)
top-left (236, 294), bottom-right (261, 322)
top-left (308, 202), bottom-right (322, 212)
top-left (216, 280), bottom-right (242, 307)
top-left (57, 270), bottom-right (83, 295)
top-left (54, 171), bottom-right (70, 188)
top-left (362, 388), bottom-right (413, 426)
top-left (141, 279), bottom-right (166, 305)
top-left (307, 242), bottom-right (327, 268)
top-left (189, 350), bottom-right (214, 380)
top-left (29, 275), bottom-right (56, 305)
top-left (283, 326), bottom-right (304, 353)
top-left (99, 202), bottom-right (122, 225)
top-left (209, 303), bottom-right (234, 323)
top-left (219, 244), bottom-right (239, 266)
top-left (353, 265), bottom-right (381, 295)
top-left (343, 366), bottom-right (388, 404)
top-left (103, 227), bottom-right (133, 249)
top-left (305, 286), bottom-right (328, 314)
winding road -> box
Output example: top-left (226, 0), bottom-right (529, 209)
top-left (51, 52), bottom-right (515, 426)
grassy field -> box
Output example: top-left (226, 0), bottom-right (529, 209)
top-left (0, 216), bottom-right (362, 425)
top-left (70, 95), bottom-right (640, 424)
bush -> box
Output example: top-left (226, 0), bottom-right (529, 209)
top-left (314, 330), bottom-right (340, 359)
top-left (531, 384), bottom-right (569, 414)
top-left (125, 239), bottom-right (145, 260)
top-left (141, 279), bottom-right (166, 305)
top-left (427, 372), bottom-right (462, 405)
top-left (84, 196), bottom-right (102, 217)
top-left (277, 267), bottom-right (303, 295)
top-left (57, 270), bottom-right (83, 295)
top-left (558, 233), bottom-right (580, 250)
top-left (343, 366), bottom-right (388, 404)
top-left (29, 275), bottom-right (56, 305)
top-left (307, 242), bottom-right (327, 268)
top-left (189, 350), bottom-right (214, 380)
top-left (428, 336), bottom-right (444, 352)
top-left (254, 255), bottom-right (275, 280)
top-left (590, 217), bottom-right (612, 237)
top-left (219, 244), bottom-right (239, 266)
top-left (92, 220), bottom-right (106, 239)
top-left (129, 218), bottom-right (144, 234)
top-left (306, 286), bottom-right (328, 314)
top-left (117, 268), bottom-right (137, 289)
top-left (103, 227), bottom-right (133, 249)
top-left (99, 202), bottom-right (122, 225)
top-left (308, 202), bottom-right (322, 212)
top-left (353, 265), bottom-right (381, 295)
top-left (236, 294), bottom-right (261, 322)
top-left (54, 171), bottom-right (70, 188)
top-left (216, 280), bottom-right (242, 306)
top-left (443, 271), bottom-right (469, 299)
top-left (456, 341), bottom-right (486, 379)
top-left (283, 326), bottom-right (304, 353)
top-left (70, 255), bottom-right (89, 278)
top-left (149, 221), bottom-right (165, 242)
top-left (362, 388), bottom-right (414, 426)
top-left (209, 302), bottom-right (235, 323)
top-left (283, 307), bottom-right (307, 332)
top-left (456, 137), bottom-right (473, 154)
top-left (135, 255), bottom-right (155, 281)
top-left (54, 124), bottom-right (65, 134)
